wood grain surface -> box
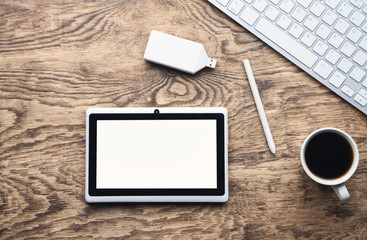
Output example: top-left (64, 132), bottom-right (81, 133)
top-left (1, 0), bottom-right (367, 239)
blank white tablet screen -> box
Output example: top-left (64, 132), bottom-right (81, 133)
top-left (96, 120), bottom-right (217, 189)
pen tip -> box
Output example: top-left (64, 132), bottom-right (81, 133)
top-left (270, 147), bottom-right (276, 155)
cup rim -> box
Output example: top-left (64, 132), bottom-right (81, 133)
top-left (300, 128), bottom-right (359, 186)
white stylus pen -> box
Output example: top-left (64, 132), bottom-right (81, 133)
top-left (243, 59), bottom-right (276, 155)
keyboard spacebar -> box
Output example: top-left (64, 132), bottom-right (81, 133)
top-left (255, 18), bottom-right (318, 68)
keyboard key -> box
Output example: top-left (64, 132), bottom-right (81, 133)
top-left (359, 88), bottom-right (367, 99)
top-left (316, 24), bottom-right (332, 39)
top-left (340, 41), bottom-right (356, 57)
top-left (362, 22), bottom-right (367, 33)
top-left (217, 0), bottom-right (230, 6)
top-left (329, 71), bottom-right (346, 87)
top-left (289, 23), bottom-right (304, 38)
top-left (346, 27), bottom-right (363, 43)
top-left (245, 0), bottom-right (253, 3)
top-left (304, 15), bottom-right (319, 31)
top-left (350, 11), bottom-right (366, 26)
top-left (337, 2), bottom-right (353, 18)
top-left (292, 6), bottom-right (307, 22)
top-left (325, 49), bottom-right (341, 64)
top-left (255, 18), bottom-right (318, 68)
top-left (328, 33), bottom-right (344, 48)
top-left (240, 7), bottom-right (260, 26)
top-left (337, 58), bottom-right (353, 73)
top-left (322, 10), bottom-right (338, 26)
top-left (301, 32), bottom-right (317, 47)
top-left (363, 5), bottom-right (367, 14)
top-left (280, 0), bottom-right (295, 13)
top-left (228, 0), bottom-right (245, 15)
top-left (350, 0), bottom-right (363, 8)
top-left (341, 85), bottom-right (355, 97)
top-left (253, 0), bottom-right (268, 12)
top-left (334, 19), bottom-right (350, 34)
top-left (297, 0), bottom-right (312, 8)
top-left (350, 66), bottom-right (366, 82)
top-left (310, 2), bottom-right (326, 17)
top-left (313, 40), bottom-right (328, 56)
top-left (363, 79), bottom-right (367, 88)
top-left (359, 36), bottom-right (367, 51)
top-left (354, 94), bottom-right (367, 106)
top-left (265, 6), bottom-right (280, 21)
top-left (277, 14), bottom-right (292, 29)
top-left (353, 50), bottom-right (367, 66)
top-left (270, 0), bottom-right (280, 4)
top-left (325, 0), bottom-right (341, 9)
top-left (314, 60), bottom-right (333, 79)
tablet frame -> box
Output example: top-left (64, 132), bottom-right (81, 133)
top-left (85, 107), bottom-right (228, 203)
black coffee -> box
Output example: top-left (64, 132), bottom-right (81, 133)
top-left (305, 131), bottom-right (353, 180)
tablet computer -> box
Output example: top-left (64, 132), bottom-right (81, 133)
top-left (85, 107), bottom-right (228, 203)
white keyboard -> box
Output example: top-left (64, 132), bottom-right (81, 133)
top-left (208, 0), bottom-right (367, 115)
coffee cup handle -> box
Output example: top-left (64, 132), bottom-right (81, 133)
top-left (332, 184), bottom-right (350, 201)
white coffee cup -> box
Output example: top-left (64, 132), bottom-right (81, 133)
top-left (300, 128), bottom-right (359, 201)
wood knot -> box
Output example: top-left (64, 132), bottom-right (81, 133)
top-left (168, 82), bottom-right (187, 95)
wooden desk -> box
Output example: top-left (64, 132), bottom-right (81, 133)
top-left (1, 1), bottom-right (366, 239)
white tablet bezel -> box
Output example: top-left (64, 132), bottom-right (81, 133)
top-left (85, 107), bottom-right (228, 203)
